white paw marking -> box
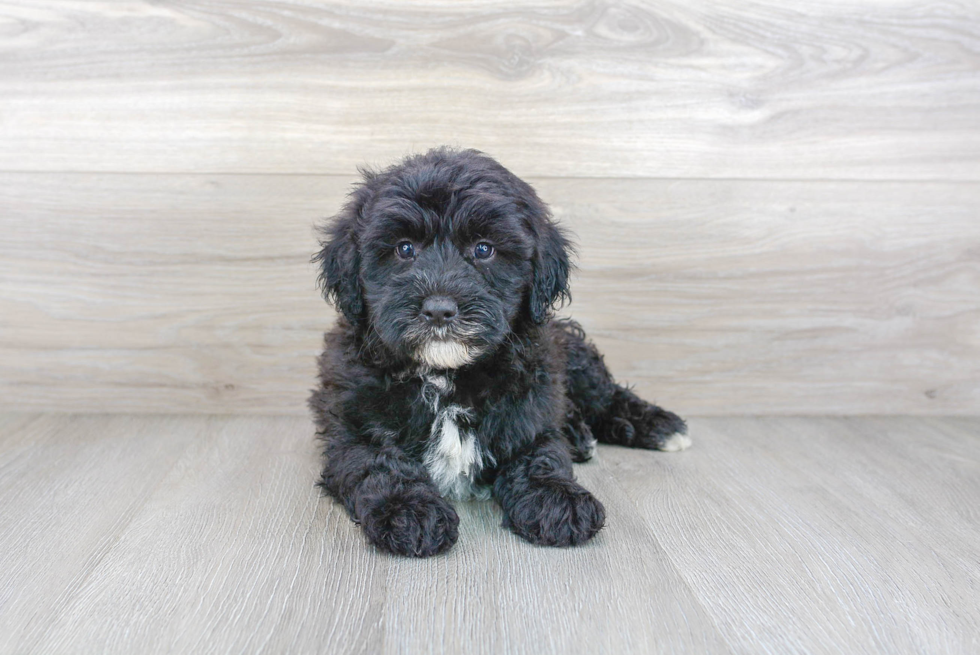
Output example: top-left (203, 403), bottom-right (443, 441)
top-left (659, 433), bottom-right (692, 452)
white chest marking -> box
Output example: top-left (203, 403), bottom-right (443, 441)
top-left (425, 404), bottom-right (489, 500)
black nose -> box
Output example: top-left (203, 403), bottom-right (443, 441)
top-left (421, 296), bottom-right (458, 326)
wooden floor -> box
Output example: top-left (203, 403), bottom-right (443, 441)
top-left (1, 415), bottom-right (978, 654)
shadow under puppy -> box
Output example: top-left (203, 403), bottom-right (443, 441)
top-left (310, 148), bottom-right (689, 557)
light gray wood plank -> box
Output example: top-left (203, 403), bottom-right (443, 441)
top-left (380, 464), bottom-right (731, 655)
top-left (0, 413), bottom-right (43, 443)
top-left (731, 417), bottom-right (980, 653)
top-left (2, 173), bottom-right (977, 415)
top-left (11, 414), bottom-right (730, 655)
top-left (0, 414), bottom-right (201, 652)
top-left (3, 415), bottom-right (980, 653)
top-left (553, 178), bottom-right (980, 416)
top-left (0, 172), bottom-right (337, 415)
top-left (932, 417), bottom-right (980, 443)
top-left (30, 415), bottom-right (387, 655)
top-left (1, 1), bottom-right (978, 179)
top-left (603, 417), bottom-right (980, 654)
top-left (841, 417), bottom-right (980, 555)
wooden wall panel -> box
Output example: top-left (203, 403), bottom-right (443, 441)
top-left (1, 1), bottom-right (978, 414)
top-left (2, 173), bottom-right (977, 415)
top-left (1, 1), bottom-right (979, 179)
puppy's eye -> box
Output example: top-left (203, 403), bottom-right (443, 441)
top-left (395, 241), bottom-right (415, 260)
top-left (473, 242), bottom-right (494, 260)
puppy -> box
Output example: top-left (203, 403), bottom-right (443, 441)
top-left (309, 148), bottom-right (689, 557)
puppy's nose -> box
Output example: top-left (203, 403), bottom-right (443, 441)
top-left (421, 296), bottom-right (458, 326)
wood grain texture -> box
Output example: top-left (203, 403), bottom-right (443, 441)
top-left (2, 173), bottom-right (978, 415)
top-left (26, 416), bottom-right (390, 655)
top-left (1, 1), bottom-right (979, 179)
top-left (14, 414), bottom-right (730, 655)
top-left (600, 416), bottom-right (980, 654)
top-left (0, 414), bottom-right (201, 652)
top-left (380, 463), bottom-right (728, 654)
top-left (2, 414), bottom-right (979, 653)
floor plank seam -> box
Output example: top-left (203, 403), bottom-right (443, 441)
top-left (19, 418), bottom-right (207, 651)
top-left (588, 452), bottom-right (739, 654)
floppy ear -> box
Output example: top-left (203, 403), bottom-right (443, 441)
top-left (528, 218), bottom-right (572, 324)
top-left (313, 187), bottom-right (369, 325)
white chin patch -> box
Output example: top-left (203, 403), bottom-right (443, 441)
top-left (659, 434), bottom-right (693, 452)
top-left (417, 339), bottom-right (473, 370)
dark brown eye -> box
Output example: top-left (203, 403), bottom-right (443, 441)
top-left (474, 242), bottom-right (494, 260)
top-left (396, 241), bottom-right (415, 259)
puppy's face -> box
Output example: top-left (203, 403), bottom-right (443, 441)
top-left (316, 149), bottom-right (570, 370)
top-left (359, 196), bottom-right (533, 368)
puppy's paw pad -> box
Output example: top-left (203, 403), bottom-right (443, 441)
top-left (657, 433), bottom-right (692, 452)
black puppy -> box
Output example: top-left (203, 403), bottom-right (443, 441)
top-left (310, 148), bottom-right (689, 557)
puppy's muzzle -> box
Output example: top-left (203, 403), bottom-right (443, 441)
top-left (421, 296), bottom-right (458, 327)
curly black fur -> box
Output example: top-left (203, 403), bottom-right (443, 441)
top-left (309, 147), bottom-right (688, 557)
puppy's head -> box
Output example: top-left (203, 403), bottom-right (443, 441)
top-left (315, 148), bottom-right (571, 370)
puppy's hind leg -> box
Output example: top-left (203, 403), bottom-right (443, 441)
top-left (598, 383), bottom-right (691, 452)
top-left (557, 319), bottom-right (690, 452)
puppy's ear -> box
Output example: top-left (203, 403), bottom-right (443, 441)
top-left (529, 218), bottom-right (572, 324)
top-left (313, 187), bottom-right (369, 325)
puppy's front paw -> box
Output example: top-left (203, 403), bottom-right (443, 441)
top-left (607, 400), bottom-right (690, 452)
top-left (359, 487), bottom-right (459, 557)
top-left (503, 481), bottom-right (605, 547)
